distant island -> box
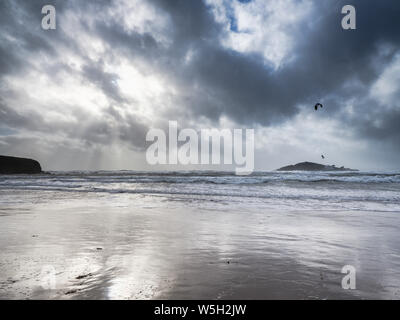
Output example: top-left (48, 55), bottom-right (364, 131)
top-left (277, 161), bottom-right (358, 171)
top-left (0, 155), bottom-right (42, 174)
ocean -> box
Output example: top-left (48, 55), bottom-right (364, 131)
top-left (1, 170), bottom-right (400, 299)
top-left (1, 170), bottom-right (400, 212)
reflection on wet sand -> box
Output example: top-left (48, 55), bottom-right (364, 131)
top-left (1, 190), bottom-right (400, 299)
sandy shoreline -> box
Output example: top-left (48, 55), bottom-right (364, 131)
top-left (1, 189), bottom-right (400, 299)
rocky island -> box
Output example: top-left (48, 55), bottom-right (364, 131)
top-left (0, 155), bottom-right (42, 174)
top-left (277, 161), bottom-right (357, 171)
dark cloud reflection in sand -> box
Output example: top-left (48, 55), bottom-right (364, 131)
top-left (1, 184), bottom-right (400, 299)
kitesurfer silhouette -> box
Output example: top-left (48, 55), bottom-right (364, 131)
top-left (315, 103), bottom-right (323, 111)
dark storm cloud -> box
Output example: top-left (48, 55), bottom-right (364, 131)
top-left (0, 0), bottom-right (64, 75)
top-left (0, 95), bottom-right (148, 152)
top-left (0, 0), bottom-right (150, 151)
top-left (138, 0), bottom-right (400, 149)
top-left (75, 0), bottom-right (397, 142)
top-left (81, 60), bottom-right (127, 104)
top-left (2, 0), bottom-right (400, 122)
top-left (0, 98), bottom-right (148, 152)
top-left (149, 0), bottom-right (400, 125)
top-left (1, 0), bottom-right (400, 166)
top-left (94, 21), bottom-right (161, 60)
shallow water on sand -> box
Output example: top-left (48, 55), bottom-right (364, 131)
top-left (1, 171), bottom-right (400, 299)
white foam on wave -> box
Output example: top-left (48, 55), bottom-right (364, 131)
top-left (1, 171), bottom-right (400, 212)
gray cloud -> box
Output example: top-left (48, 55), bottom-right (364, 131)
top-left (0, 0), bottom-right (150, 154)
top-left (81, 60), bottom-right (127, 104)
top-left (156, 0), bottom-right (400, 156)
top-left (154, 0), bottom-right (400, 125)
top-left (0, 0), bottom-right (399, 169)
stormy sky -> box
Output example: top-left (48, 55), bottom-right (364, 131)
top-left (0, 0), bottom-right (399, 171)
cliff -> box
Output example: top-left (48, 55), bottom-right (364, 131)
top-left (0, 155), bottom-right (42, 174)
top-left (277, 161), bottom-right (357, 171)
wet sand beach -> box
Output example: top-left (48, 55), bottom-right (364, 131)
top-left (1, 171), bottom-right (400, 299)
